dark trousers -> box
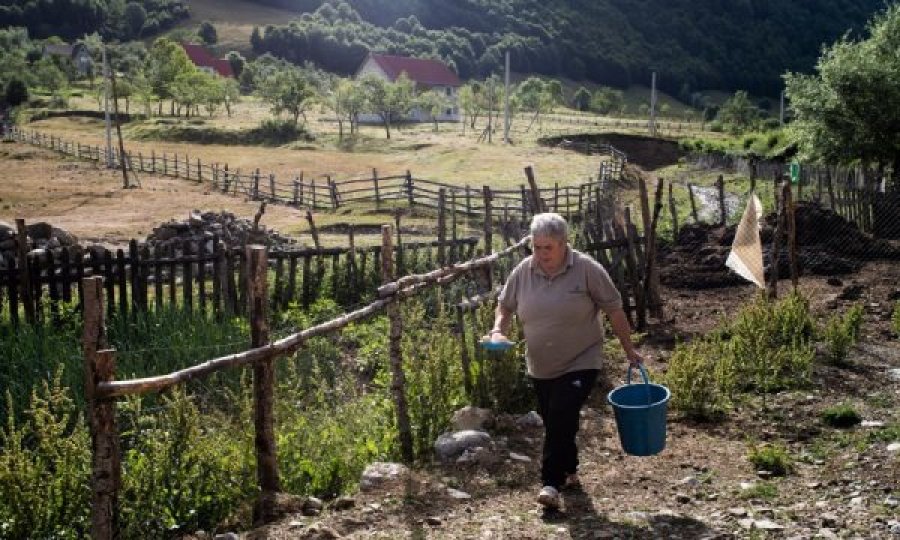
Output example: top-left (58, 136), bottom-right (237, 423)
top-left (532, 369), bottom-right (600, 489)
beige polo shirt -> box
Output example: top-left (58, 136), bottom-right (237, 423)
top-left (498, 247), bottom-right (622, 379)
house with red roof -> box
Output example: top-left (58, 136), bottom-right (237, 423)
top-left (180, 43), bottom-right (234, 78)
top-left (355, 53), bottom-right (461, 122)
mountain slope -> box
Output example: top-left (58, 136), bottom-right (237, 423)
top-left (246, 0), bottom-right (884, 95)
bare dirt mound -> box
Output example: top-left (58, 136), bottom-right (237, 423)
top-left (660, 201), bottom-right (900, 289)
top-left (540, 133), bottom-right (684, 170)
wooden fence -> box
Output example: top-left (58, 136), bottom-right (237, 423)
top-left (81, 233), bottom-right (530, 538)
top-left (0, 220), bottom-right (480, 327)
top-left (687, 153), bottom-right (900, 238)
top-left (3, 126), bottom-right (626, 223)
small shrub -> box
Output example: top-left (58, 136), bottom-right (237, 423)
top-left (823, 314), bottom-right (853, 365)
top-left (664, 338), bottom-right (733, 420)
top-left (747, 443), bottom-right (792, 476)
top-left (821, 304), bottom-right (864, 365)
top-left (739, 481), bottom-right (778, 500)
top-left (821, 403), bottom-right (862, 428)
top-left (728, 292), bottom-right (815, 392)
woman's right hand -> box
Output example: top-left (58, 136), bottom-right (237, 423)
top-left (482, 330), bottom-right (510, 343)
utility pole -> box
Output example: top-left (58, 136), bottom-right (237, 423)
top-left (504, 51), bottom-right (511, 144)
top-left (487, 76), bottom-right (494, 144)
top-left (649, 71), bottom-right (658, 137)
top-left (101, 42), bottom-right (113, 169)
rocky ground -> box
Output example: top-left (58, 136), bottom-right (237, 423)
top-left (191, 261), bottom-right (900, 540)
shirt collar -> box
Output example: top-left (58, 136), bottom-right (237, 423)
top-left (530, 245), bottom-right (575, 278)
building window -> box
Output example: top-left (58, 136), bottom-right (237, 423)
top-left (446, 108), bottom-right (453, 116)
top-left (445, 87), bottom-right (452, 97)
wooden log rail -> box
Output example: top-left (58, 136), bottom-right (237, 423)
top-left (93, 236), bottom-right (528, 400)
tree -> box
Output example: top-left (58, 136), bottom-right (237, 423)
top-left (716, 90), bottom-right (758, 134)
top-left (416, 89), bottom-right (450, 132)
top-left (198, 21), bottom-right (217, 45)
top-left (123, 2), bottom-right (146, 39)
top-left (590, 87), bottom-right (624, 115)
top-left (322, 78), bottom-right (364, 140)
top-left (250, 26), bottom-right (262, 51)
top-left (458, 82), bottom-right (483, 132)
top-left (257, 66), bottom-right (317, 127)
top-left (514, 77), bottom-right (554, 132)
top-left (223, 78), bottom-right (240, 117)
top-left (360, 73), bottom-right (414, 139)
top-left (572, 87), bottom-right (591, 111)
top-left (145, 38), bottom-right (194, 115)
top-left (785, 4), bottom-right (900, 178)
top-left (225, 51), bottom-right (246, 78)
top-left (4, 78), bottom-right (28, 106)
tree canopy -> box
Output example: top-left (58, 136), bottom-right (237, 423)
top-left (785, 4), bottom-right (900, 172)
top-left (249, 0), bottom-right (883, 96)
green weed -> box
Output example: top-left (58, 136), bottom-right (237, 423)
top-left (739, 481), bottom-right (778, 500)
top-left (747, 443), bottom-right (792, 476)
top-left (821, 403), bottom-right (862, 428)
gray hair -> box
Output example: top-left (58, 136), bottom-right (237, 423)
top-left (529, 212), bottom-right (568, 241)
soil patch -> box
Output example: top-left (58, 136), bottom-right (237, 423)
top-left (660, 201), bottom-right (900, 289)
top-left (540, 133), bottom-right (684, 170)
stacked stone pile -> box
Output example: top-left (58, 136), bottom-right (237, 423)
top-left (145, 210), bottom-right (296, 256)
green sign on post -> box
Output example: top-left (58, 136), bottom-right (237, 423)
top-left (790, 162), bottom-right (800, 185)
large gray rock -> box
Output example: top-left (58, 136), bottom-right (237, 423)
top-left (434, 430), bottom-right (492, 460)
top-left (50, 227), bottom-right (78, 246)
top-left (450, 406), bottom-right (493, 431)
top-left (360, 462), bottom-right (409, 492)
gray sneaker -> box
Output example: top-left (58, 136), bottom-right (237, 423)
top-left (537, 485), bottom-right (560, 508)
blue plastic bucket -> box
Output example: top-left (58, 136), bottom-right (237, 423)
top-left (607, 365), bottom-right (671, 457)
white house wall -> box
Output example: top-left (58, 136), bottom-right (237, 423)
top-left (355, 59), bottom-right (461, 123)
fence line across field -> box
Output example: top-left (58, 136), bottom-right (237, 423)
top-left (2, 126), bottom-right (626, 221)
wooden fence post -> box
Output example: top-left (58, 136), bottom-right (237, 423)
top-left (644, 179), bottom-right (665, 319)
top-left (717, 174), bottom-right (726, 226)
top-left (784, 181), bottom-right (798, 291)
top-left (406, 170), bottom-right (414, 207)
top-left (381, 225), bottom-right (414, 463)
top-left (437, 188), bottom-right (447, 266)
top-left (247, 245), bottom-right (280, 522)
top-left (82, 277), bottom-right (120, 540)
top-left (668, 182), bottom-right (678, 239)
top-left (253, 169), bottom-right (260, 200)
top-left (687, 183), bottom-right (699, 223)
top-left (15, 219), bottom-right (35, 325)
top-left (293, 179), bottom-right (300, 207)
top-left (305, 210), bottom-right (321, 249)
top-left (524, 165), bottom-right (547, 213)
top-left (768, 180), bottom-right (785, 300)
top-left (373, 168), bottom-right (381, 208)
top-left (482, 186), bottom-right (494, 289)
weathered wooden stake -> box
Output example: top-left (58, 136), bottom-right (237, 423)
top-left (668, 182), bottom-right (678, 239)
top-left (247, 245), bottom-right (280, 522)
top-left (784, 181), bottom-right (798, 291)
top-left (83, 277), bottom-right (119, 540)
top-left (524, 165), bottom-right (547, 213)
top-left (381, 225), bottom-right (414, 463)
top-left (717, 174), bottom-right (726, 226)
top-left (15, 219), bottom-right (35, 325)
top-left (305, 210), bottom-right (321, 249)
top-left (437, 188), bottom-right (447, 266)
top-left (768, 180), bottom-right (786, 300)
top-left (687, 183), bottom-right (699, 222)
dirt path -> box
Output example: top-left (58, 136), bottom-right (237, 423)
top-left (234, 266), bottom-right (900, 539)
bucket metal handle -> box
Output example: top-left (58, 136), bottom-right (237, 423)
top-left (625, 364), bottom-right (652, 405)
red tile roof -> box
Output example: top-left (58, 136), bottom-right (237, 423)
top-left (180, 43), bottom-right (234, 78)
top-left (366, 54), bottom-right (461, 87)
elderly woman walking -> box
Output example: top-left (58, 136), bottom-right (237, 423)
top-left (486, 213), bottom-right (644, 509)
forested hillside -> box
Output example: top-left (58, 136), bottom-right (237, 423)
top-left (0, 0), bottom-right (189, 41)
top-left (248, 0), bottom-right (883, 95)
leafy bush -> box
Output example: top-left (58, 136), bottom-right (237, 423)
top-left (133, 119), bottom-right (313, 146)
top-left (664, 338), bottom-right (733, 420)
top-left (747, 443), bottom-right (792, 476)
top-left (0, 371), bottom-right (91, 539)
top-left (728, 292), bottom-right (815, 392)
top-left (821, 403), bottom-right (862, 428)
top-left (821, 303), bottom-right (864, 365)
top-left (665, 292), bottom-right (816, 418)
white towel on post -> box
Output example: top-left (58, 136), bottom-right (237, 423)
top-left (726, 194), bottom-right (765, 288)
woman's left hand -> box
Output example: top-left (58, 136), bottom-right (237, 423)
top-left (625, 349), bottom-right (645, 367)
